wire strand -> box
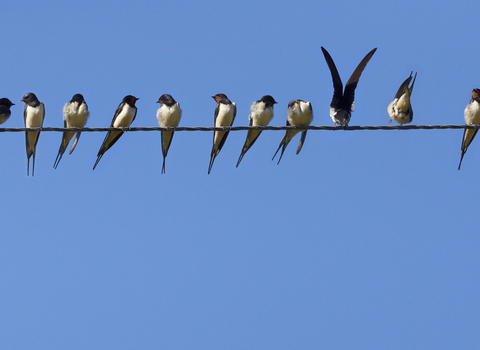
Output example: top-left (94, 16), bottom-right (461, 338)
top-left (0, 124), bottom-right (478, 132)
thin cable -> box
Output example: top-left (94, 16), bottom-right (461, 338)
top-left (0, 125), bottom-right (478, 132)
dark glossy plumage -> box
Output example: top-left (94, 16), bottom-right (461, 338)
top-left (93, 95), bottom-right (138, 170)
top-left (208, 93), bottom-right (236, 174)
top-left (0, 98), bottom-right (14, 125)
top-left (236, 95), bottom-right (277, 167)
top-left (322, 47), bottom-right (376, 127)
top-left (458, 88), bottom-right (480, 170)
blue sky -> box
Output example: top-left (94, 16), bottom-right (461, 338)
top-left (1, 0), bottom-right (479, 349)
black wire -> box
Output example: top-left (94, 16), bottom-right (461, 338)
top-left (0, 125), bottom-right (477, 132)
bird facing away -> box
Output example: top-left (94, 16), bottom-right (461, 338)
top-left (0, 98), bottom-right (14, 125)
top-left (53, 94), bottom-right (90, 169)
top-left (272, 100), bottom-right (313, 164)
top-left (321, 46), bottom-right (377, 127)
top-left (458, 88), bottom-right (480, 170)
top-left (156, 94), bottom-right (182, 174)
top-left (388, 72), bottom-right (417, 125)
top-left (93, 95), bottom-right (138, 170)
top-left (208, 93), bottom-right (236, 174)
top-left (236, 95), bottom-right (277, 167)
top-left (22, 92), bottom-right (45, 176)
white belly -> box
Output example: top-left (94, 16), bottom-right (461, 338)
top-left (157, 103), bottom-right (182, 127)
top-left (250, 103), bottom-right (274, 126)
top-left (113, 105), bottom-right (136, 127)
top-left (465, 100), bottom-right (480, 125)
top-left (64, 102), bottom-right (89, 127)
top-left (215, 103), bottom-right (235, 126)
top-left (25, 103), bottom-right (45, 128)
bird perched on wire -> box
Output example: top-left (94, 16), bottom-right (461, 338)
top-left (21, 92), bottom-right (45, 176)
top-left (458, 88), bottom-right (480, 170)
top-left (272, 99), bottom-right (313, 164)
top-left (321, 46), bottom-right (376, 127)
top-left (53, 94), bottom-right (90, 169)
top-left (236, 95), bottom-right (277, 167)
top-left (93, 95), bottom-right (138, 170)
top-left (0, 98), bottom-right (14, 125)
top-left (388, 72), bottom-right (417, 125)
top-left (156, 94), bottom-right (182, 174)
top-left (208, 93), bottom-right (236, 174)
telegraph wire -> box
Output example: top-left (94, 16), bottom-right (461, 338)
top-left (0, 124), bottom-right (478, 132)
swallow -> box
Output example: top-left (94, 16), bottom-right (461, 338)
top-left (21, 92), bottom-right (45, 176)
top-left (156, 94), bottom-right (182, 174)
top-left (388, 72), bottom-right (417, 125)
top-left (0, 98), bottom-right (14, 125)
top-left (53, 94), bottom-right (90, 169)
top-left (236, 95), bottom-right (277, 167)
top-left (458, 88), bottom-right (480, 170)
top-left (93, 95), bottom-right (138, 170)
top-left (272, 100), bottom-right (313, 164)
top-left (321, 46), bottom-right (377, 127)
top-left (208, 93), bottom-right (236, 174)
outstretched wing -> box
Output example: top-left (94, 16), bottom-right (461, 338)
top-left (321, 47), bottom-right (343, 108)
top-left (343, 47), bottom-right (377, 110)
